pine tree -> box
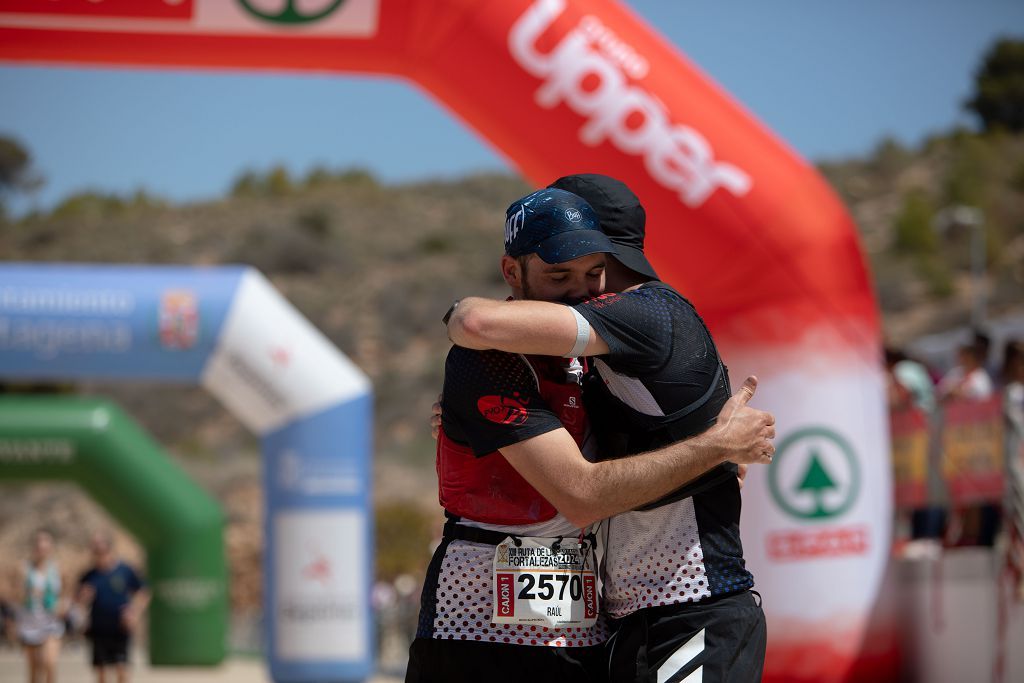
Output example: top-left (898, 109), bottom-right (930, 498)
top-left (796, 448), bottom-right (837, 518)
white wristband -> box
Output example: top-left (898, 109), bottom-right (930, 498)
top-left (565, 308), bottom-right (591, 358)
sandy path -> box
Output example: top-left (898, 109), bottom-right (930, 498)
top-left (0, 648), bottom-right (402, 683)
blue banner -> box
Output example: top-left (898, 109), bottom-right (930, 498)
top-left (263, 396), bottom-right (374, 681)
top-left (0, 263), bottom-right (243, 381)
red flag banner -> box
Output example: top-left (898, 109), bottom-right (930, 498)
top-left (942, 397), bottom-right (1005, 504)
top-left (890, 407), bottom-right (929, 509)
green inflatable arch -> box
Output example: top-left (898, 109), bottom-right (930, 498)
top-left (0, 396), bottom-right (227, 665)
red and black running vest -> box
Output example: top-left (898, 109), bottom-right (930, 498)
top-left (437, 355), bottom-right (587, 526)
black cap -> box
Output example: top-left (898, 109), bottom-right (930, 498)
top-left (548, 173), bottom-right (658, 280)
top-left (504, 188), bottom-right (616, 264)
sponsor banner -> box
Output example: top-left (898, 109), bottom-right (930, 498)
top-left (200, 269), bottom-right (370, 436)
top-left (0, 0), bottom-right (880, 350)
top-left (889, 407), bottom-right (930, 509)
top-left (263, 398), bottom-right (371, 504)
top-left (583, 574), bottom-right (597, 620)
top-left (495, 573), bottom-right (514, 618)
top-left (264, 398), bottom-right (372, 677)
top-left (0, 264), bottom-right (240, 381)
top-left (0, 438), bottom-right (75, 465)
top-left (508, 0), bottom-right (750, 210)
top-left (942, 397), bottom-right (1005, 504)
top-left (272, 509), bottom-right (368, 661)
top-left (0, 0), bottom-right (379, 36)
top-left (732, 348), bottom-right (891, 678)
top-left (767, 525), bottom-right (870, 562)
top-left (154, 576), bottom-right (224, 611)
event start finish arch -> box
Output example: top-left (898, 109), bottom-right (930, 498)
top-left (0, 396), bottom-right (227, 666)
top-left (1, 1), bottom-right (891, 681)
top-left (0, 264), bottom-right (373, 683)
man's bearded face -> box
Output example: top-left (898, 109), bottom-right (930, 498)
top-left (519, 253), bottom-right (607, 305)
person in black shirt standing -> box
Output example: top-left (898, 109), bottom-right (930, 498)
top-left (74, 532), bottom-right (149, 683)
top-left (446, 174), bottom-right (769, 682)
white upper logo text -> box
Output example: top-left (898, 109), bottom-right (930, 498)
top-left (509, 0), bottom-right (751, 208)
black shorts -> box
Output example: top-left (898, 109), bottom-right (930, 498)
top-left (406, 637), bottom-right (607, 683)
top-left (90, 634), bottom-right (129, 667)
top-left (605, 590), bottom-right (766, 683)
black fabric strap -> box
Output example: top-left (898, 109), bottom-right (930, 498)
top-left (442, 518), bottom-right (517, 546)
top-left (442, 514), bottom-right (596, 549)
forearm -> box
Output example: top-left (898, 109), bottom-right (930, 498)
top-left (499, 377), bottom-right (773, 528)
top-left (504, 428), bottom-right (722, 529)
top-left (448, 297), bottom-right (514, 350)
top-left (568, 430), bottom-right (726, 526)
top-left (132, 589), bottom-right (151, 611)
top-left (448, 297), bottom-right (583, 355)
top-left (552, 380), bottom-right (775, 526)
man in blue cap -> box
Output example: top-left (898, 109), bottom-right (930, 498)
top-left (407, 187), bottom-right (773, 683)
top-left (444, 175), bottom-right (769, 682)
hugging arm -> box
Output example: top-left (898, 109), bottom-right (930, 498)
top-left (495, 377), bottom-right (774, 527)
top-left (447, 297), bottom-right (609, 357)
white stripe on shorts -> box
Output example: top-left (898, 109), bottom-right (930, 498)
top-left (657, 627), bottom-right (705, 683)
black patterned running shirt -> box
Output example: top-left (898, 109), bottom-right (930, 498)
top-left (573, 282), bottom-right (754, 617)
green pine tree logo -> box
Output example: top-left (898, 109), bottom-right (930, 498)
top-left (237, 0), bottom-right (346, 25)
top-left (796, 448), bottom-right (837, 518)
top-left (768, 427), bottom-right (860, 521)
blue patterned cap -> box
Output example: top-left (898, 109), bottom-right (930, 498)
top-left (504, 188), bottom-right (616, 264)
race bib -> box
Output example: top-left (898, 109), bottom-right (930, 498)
top-left (491, 536), bottom-right (598, 627)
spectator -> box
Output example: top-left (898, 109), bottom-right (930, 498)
top-left (15, 529), bottom-right (65, 683)
top-left (973, 328), bottom-right (999, 381)
top-left (938, 344), bottom-right (994, 401)
top-left (1, 596), bottom-right (15, 647)
top-left (885, 346), bottom-right (937, 414)
top-left (74, 532), bottom-right (149, 683)
top-left (884, 348), bottom-right (945, 542)
top-left (1003, 340), bottom-right (1024, 431)
top-left (1, 568), bottom-right (18, 647)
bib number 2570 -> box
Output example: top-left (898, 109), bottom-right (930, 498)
top-left (491, 536), bottom-right (598, 627)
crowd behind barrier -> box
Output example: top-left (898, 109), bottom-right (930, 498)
top-left (887, 334), bottom-right (1024, 599)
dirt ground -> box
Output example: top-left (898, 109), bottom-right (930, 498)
top-left (0, 647), bottom-right (402, 683)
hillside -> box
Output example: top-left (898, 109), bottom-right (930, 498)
top-left (1, 130), bottom-right (1022, 611)
top-left (818, 130), bottom-right (1024, 342)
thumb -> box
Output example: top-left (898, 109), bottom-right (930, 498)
top-left (735, 376), bottom-right (758, 406)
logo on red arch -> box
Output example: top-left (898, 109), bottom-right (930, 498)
top-left (478, 395), bottom-right (528, 425)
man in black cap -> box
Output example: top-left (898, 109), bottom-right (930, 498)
top-left (446, 174), bottom-right (768, 682)
top-left (409, 187), bottom-right (774, 683)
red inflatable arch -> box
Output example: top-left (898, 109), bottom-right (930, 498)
top-left (0, 1), bottom-right (894, 680)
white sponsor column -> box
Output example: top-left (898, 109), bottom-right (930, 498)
top-left (201, 268), bottom-right (373, 683)
top-left (732, 343), bottom-right (892, 672)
